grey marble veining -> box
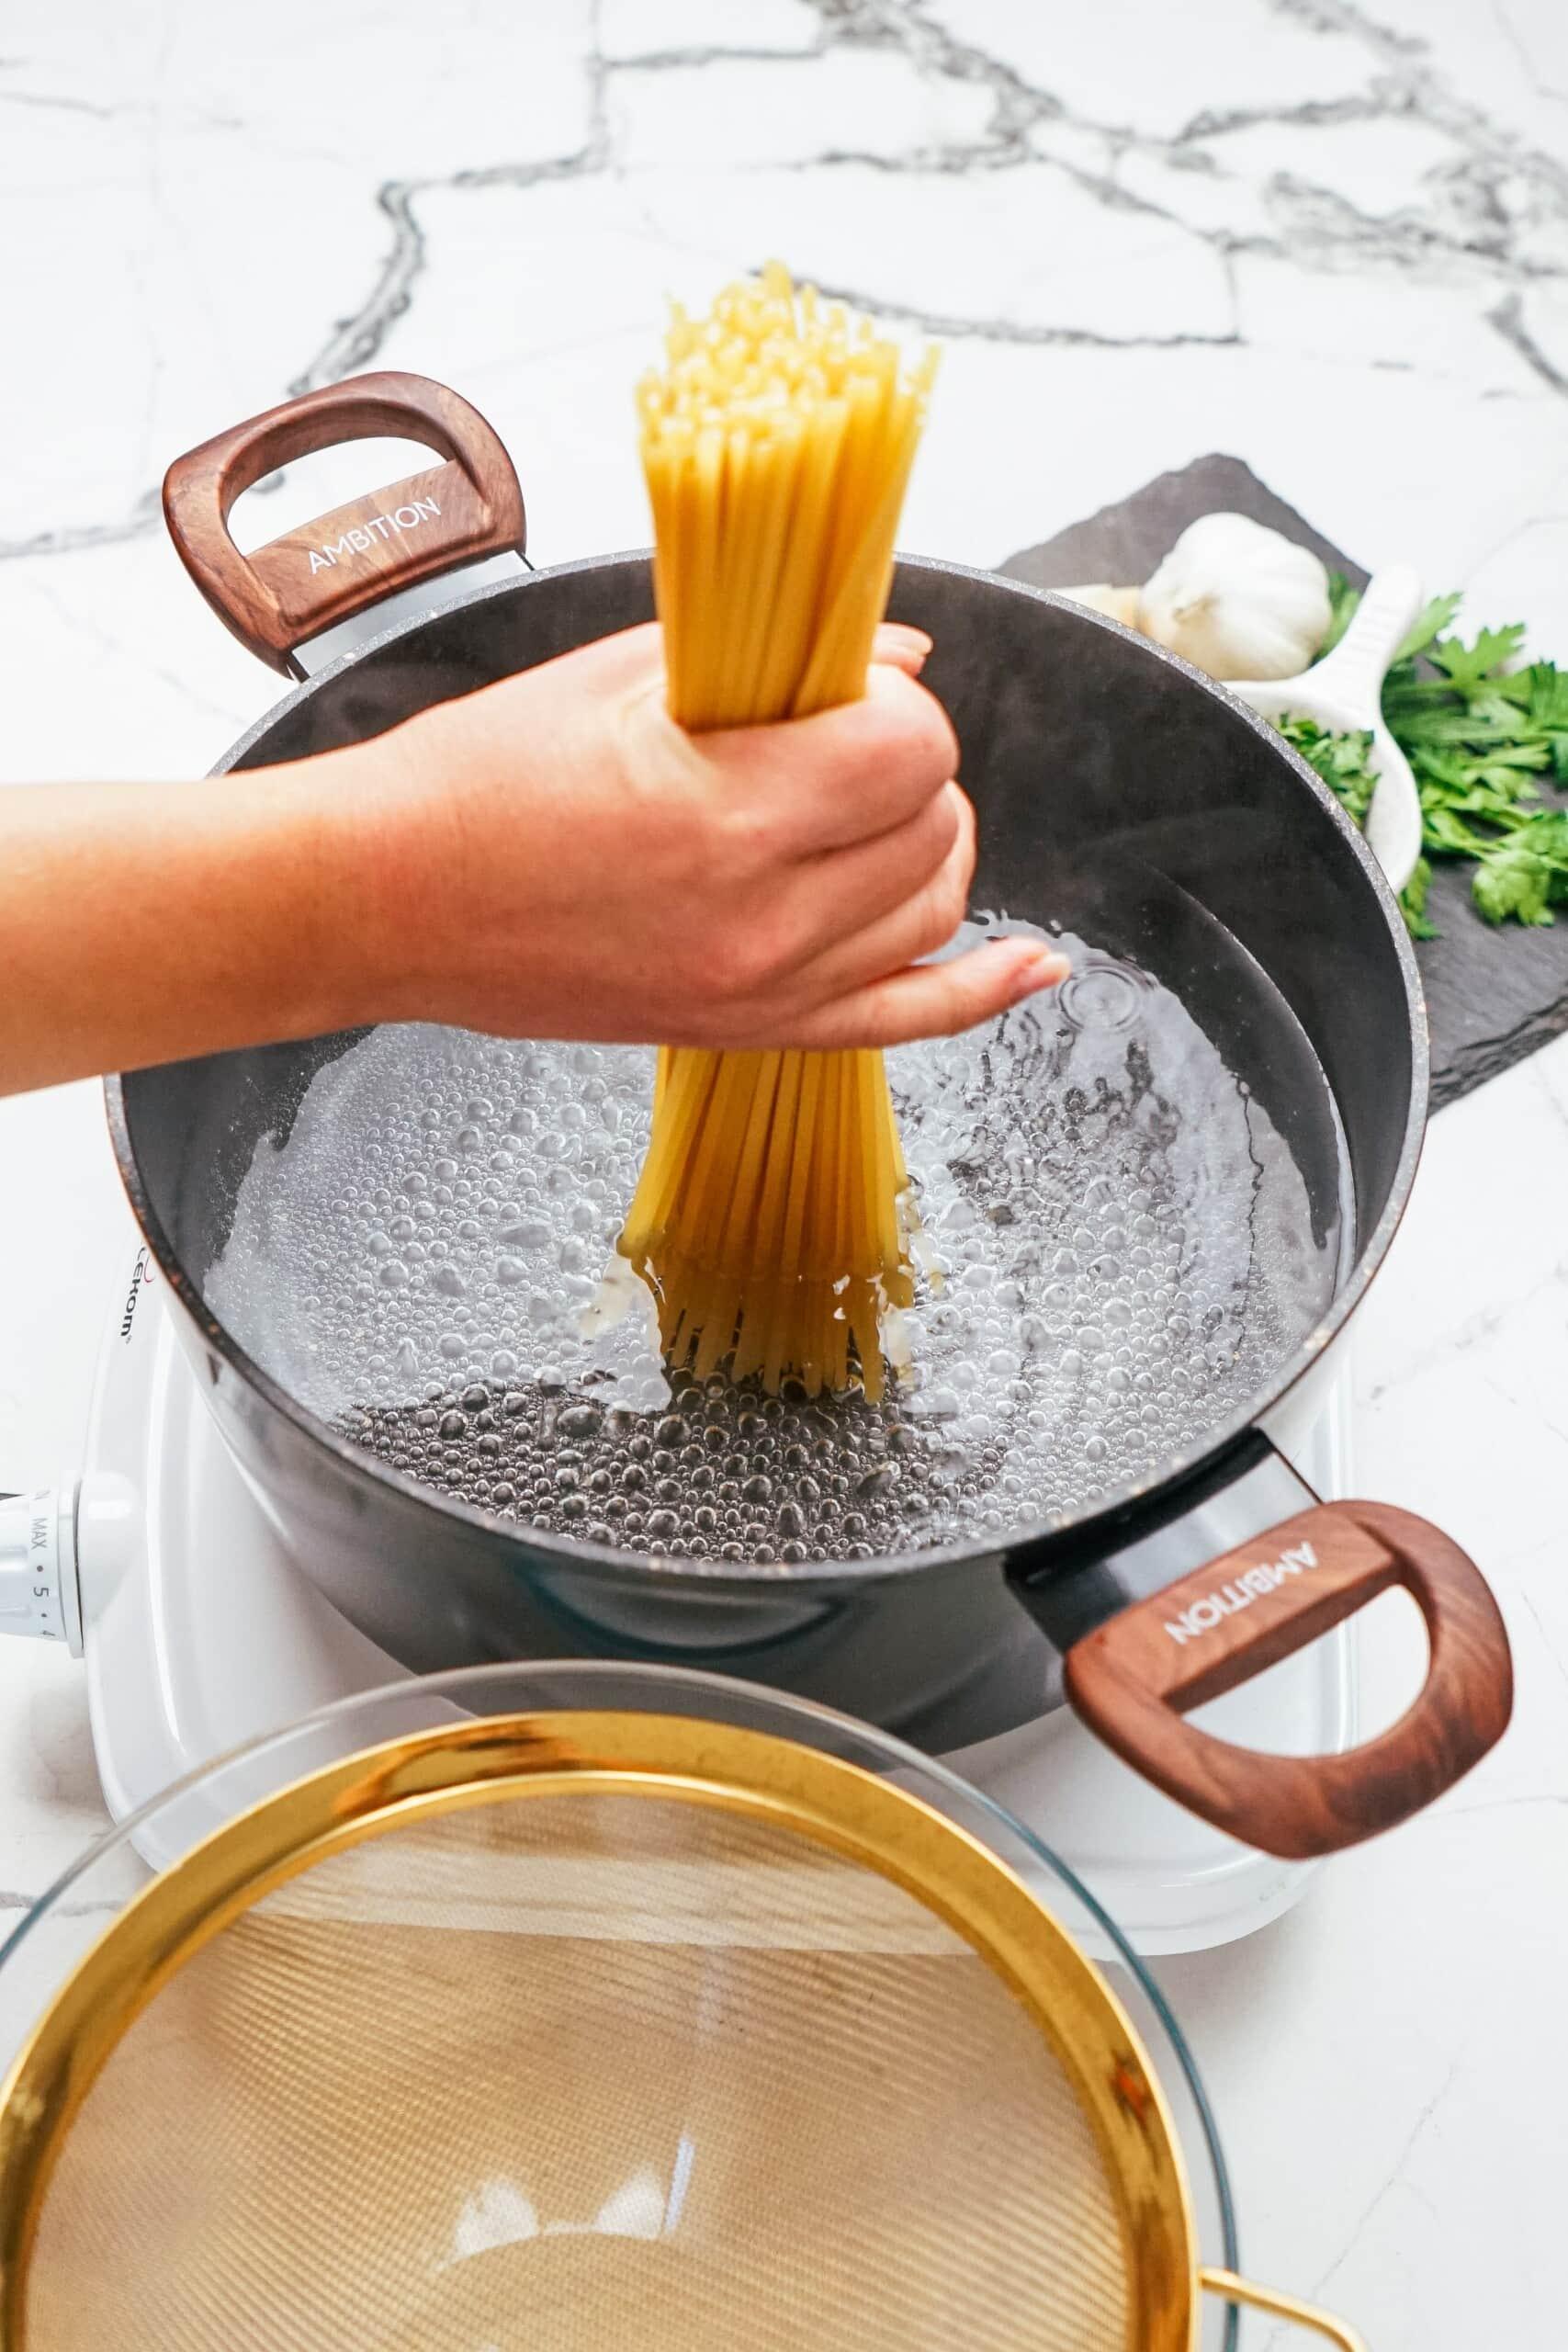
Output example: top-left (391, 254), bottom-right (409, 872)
top-left (4, 0), bottom-right (1567, 573)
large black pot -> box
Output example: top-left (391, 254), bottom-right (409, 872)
top-left (113, 373), bottom-right (1511, 1860)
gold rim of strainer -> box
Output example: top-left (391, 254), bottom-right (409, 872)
top-left (0, 1713), bottom-right (1363, 2351)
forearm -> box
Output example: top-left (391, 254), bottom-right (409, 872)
top-left (0, 624), bottom-right (1058, 1093)
top-left (0, 753), bottom-right (395, 1096)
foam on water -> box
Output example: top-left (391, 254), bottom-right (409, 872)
top-left (207, 920), bottom-right (1348, 1562)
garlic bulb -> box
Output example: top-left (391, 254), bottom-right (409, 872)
top-left (1059, 582), bottom-right (1144, 628)
top-left (1139, 513), bottom-right (1332, 681)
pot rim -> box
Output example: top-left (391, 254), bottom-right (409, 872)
top-left (105, 550), bottom-right (1429, 1591)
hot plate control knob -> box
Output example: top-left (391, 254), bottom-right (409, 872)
top-left (0, 1485), bottom-right (83, 1656)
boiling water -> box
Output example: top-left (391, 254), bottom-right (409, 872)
top-left (208, 920), bottom-right (1349, 1562)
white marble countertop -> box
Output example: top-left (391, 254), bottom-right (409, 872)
top-left (3, 1), bottom-right (1567, 2342)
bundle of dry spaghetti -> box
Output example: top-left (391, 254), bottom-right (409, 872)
top-left (616, 265), bottom-right (938, 1403)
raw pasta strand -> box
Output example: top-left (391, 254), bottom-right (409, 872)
top-left (617, 266), bottom-right (937, 1400)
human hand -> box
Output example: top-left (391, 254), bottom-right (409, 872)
top-left (351, 620), bottom-right (1069, 1048)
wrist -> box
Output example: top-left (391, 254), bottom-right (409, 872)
top-left (186, 741), bottom-right (412, 1047)
top-left (297, 713), bottom-right (491, 1035)
top-left (257, 732), bottom-right (424, 1036)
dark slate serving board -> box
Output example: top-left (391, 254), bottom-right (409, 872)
top-left (1001, 454), bottom-right (1566, 1110)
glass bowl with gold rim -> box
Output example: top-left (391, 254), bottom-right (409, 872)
top-left (0, 1662), bottom-right (1362, 2350)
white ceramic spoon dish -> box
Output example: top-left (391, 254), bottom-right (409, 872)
top-left (1227, 564), bottom-right (1426, 895)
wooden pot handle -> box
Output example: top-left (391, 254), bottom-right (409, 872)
top-left (163, 371), bottom-right (526, 674)
top-left (1063, 1501), bottom-right (1512, 1859)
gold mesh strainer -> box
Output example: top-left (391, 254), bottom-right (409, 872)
top-left (0, 1713), bottom-right (1363, 2350)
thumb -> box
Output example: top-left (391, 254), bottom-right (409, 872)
top-left (870, 621), bottom-right (932, 677)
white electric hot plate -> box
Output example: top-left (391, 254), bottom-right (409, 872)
top-left (67, 1246), bottom-right (1359, 1953)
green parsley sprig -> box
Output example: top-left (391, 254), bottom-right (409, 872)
top-left (1276, 580), bottom-right (1568, 936)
